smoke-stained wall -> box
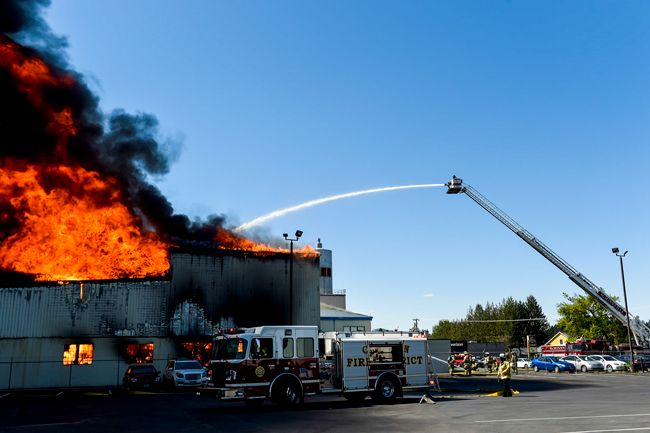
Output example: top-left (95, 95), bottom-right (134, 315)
top-left (0, 249), bottom-right (320, 339)
top-left (170, 248), bottom-right (320, 328)
top-left (0, 280), bottom-right (171, 339)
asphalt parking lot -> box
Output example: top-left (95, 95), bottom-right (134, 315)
top-left (2, 373), bottom-right (650, 433)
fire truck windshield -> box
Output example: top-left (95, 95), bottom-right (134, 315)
top-left (212, 337), bottom-right (248, 360)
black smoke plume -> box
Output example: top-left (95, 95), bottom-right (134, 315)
top-left (0, 0), bottom-right (225, 246)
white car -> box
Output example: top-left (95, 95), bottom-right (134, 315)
top-left (586, 355), bottom-right (628, 373)
top-left (162, 359), bottom-right (208, 388)
top-left (560, 355), bottom-right (604, 372)
top-left (516, 358), bottom-right (532, 369)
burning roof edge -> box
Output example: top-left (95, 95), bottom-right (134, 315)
top-left (0, 273), bottom-right (171, 288)
top-left (0, 244), bottom-right (320, 288)
top-left (169, 245), bottom-right (320, 262)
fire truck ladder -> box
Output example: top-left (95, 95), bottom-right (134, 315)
top-left (445, 176), bottom-right (650, 347)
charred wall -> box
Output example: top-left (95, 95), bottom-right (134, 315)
top-left (0, 280), bottom-right (170, 338)
top-left (0, 248), bottom-right (320, 339)
top-left (169, 248), bottom-right (320, 328)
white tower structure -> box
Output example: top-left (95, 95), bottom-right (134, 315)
top-left (316, 238), bottom-right (333, 295)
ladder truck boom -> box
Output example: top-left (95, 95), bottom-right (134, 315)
top-left (446, 175), bottom-right (650, 347)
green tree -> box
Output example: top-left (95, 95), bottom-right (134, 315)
top-left (431, 295), bottom-right (551, 346)
top-left (521, 295), bottom-right (552, 346)
top-left (556, 292), bottom-right (628, 343)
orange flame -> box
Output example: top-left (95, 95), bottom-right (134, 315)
top-left (0, 36), bottom-right (314, 282)
top-left (0, 163), bottom-right (170, 280)
top-left (215, 228), bottom-right (319, 258)
top-left (0, 36), bottom-right (170, 281)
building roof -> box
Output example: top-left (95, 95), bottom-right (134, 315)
top-left (320, 303), bottom-right (373, 321)
top-left (544, 331), bottom-right (571, 346)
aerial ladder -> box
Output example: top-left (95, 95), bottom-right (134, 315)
top-left (445, 175), bottom-right (650, 347)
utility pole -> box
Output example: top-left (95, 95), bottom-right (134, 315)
top-left (612, 248), bottom-right (634, 371)
top-left (283, 230), bottom-right (303, 325)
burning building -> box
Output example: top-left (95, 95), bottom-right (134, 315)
top-left (0, 248), bottom-right (320, 389)
top-left (0, 1), bottom-right (321, 389)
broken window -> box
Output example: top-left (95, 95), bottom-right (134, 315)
top-left (63, 343), bottom-right (94, 365)
top-left (179, 341), bottom-right (213, 366)
top-left (125, 343), bottom-right (154, 364)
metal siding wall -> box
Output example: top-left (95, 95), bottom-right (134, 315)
top-left (293, 258), bottom-right (320, 326)
top-left (318, 319), bottom-right (371, 332)
top-left (0, 337), bottom-right (178, 390)
top-left (0, 281), bottom-right (170, 338)
top-left (1, 252), bottom-right (320, 338)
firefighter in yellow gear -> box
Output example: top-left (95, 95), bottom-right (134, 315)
top-left (485, 353), bottom-right (494, 373)
top-left (462, 351), bottom-right (472, 376)
top-left (447, 354), bottom-right (456, 374)
top-left (497, 353), bottom-right (513, 397)
top-left (510, 351), bottom-right (518, 374)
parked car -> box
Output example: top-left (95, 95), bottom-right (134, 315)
top-left (531, 356), bottom-right (575, 373)
top-left (122, 364), bottom-right (160, 390)
top-left (586, 355), bottom-right (628, 373)
top-left (560, 355), bottom-right (604, 372)
top-left (162, 359), bottom-right (208, 388)
top-left (616, 354), bottom-right (649, 372)
top-left (516, 358), bottom-right (532, 369)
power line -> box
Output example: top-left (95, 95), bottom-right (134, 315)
top-left (460, 318), bottom-right (547, 323)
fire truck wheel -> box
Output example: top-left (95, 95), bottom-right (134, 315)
top-left (272, 378), bottom-right (303, 406)
top-left (374, 376), bottom-right (399, 402)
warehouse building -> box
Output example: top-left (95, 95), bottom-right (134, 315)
top-left (0, 247), bottom-right (320, 390)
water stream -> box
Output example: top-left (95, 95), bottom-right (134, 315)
top-left (235, 183), bottom-right (445, 232)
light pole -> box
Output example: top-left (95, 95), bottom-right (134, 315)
top-left (612, 247), bottom-right (634, 370)
top-left (284, 230), bottom-right (303, 325)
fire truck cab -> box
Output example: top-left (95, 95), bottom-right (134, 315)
top-left (206, 325), bottom-right (435, 406)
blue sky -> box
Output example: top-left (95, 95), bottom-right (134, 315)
top-left (46, 1), bottom-right (649, 332)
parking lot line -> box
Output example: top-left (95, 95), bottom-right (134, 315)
top-left (560, 429), bottom-right (650, 433)
top-left (476, 413), bottom-right (650, 423)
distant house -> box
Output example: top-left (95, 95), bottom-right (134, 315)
top-left (539, 331), bottom-right (573, 355)
top-left (545, 331), bottom-right (572, 347)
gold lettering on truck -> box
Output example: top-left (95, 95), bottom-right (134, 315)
top-left (347, 358), bottom-right (369, 367)
top-left (404, 356), bottom-right (423, 365)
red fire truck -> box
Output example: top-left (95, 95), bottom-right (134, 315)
top-left (541, 339), bottom-right (612, 357)
top-left (204, 325), bottom-right (435, 406)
